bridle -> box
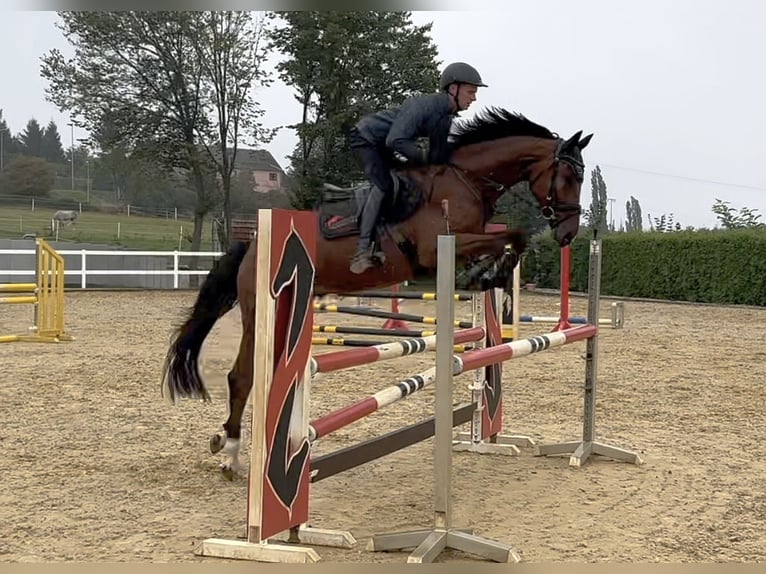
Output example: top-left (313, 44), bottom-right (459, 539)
top-left (452, 137), bottom-right (586, 229)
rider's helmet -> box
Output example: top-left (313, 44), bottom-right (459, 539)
top-left (439, 62), bottom-right (488, 91)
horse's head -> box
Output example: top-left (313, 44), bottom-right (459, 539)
top-left (449, 108), bottom-right (593, 247)
top-left (526, 130), bottom-right (592, 246)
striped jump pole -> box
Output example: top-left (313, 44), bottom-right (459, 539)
top-left (308, 322), bottom-right (595, 444)
top-left (309, 368), bottom-right (437, 441)
top-left (501, 306), bottom-right (624, 331)
top-left (338, 289), bottom-right (473, 301)
top-left (313, 302), bottom-right (473, 329)
top-left (455, 323), bottom-right (597, 372)
top-left (313, 324), bottom-right (437, 337)
top-left (311, 336), bottom-right (474, 352)
top-left (309, 326), bottom-right (485, 375)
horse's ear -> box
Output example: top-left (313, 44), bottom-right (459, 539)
top-left (563, 130), bottom-right (582, 149)
top-left (578, 133), bottom-right (593, 149)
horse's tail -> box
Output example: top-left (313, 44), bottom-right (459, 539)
top-left (161, 240), bottom-right (250, 403)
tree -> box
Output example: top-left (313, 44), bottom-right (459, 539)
top-left (41, 12), bottom-right (217, 259)
top-left (0, 110), bottom-right (10, 169)
top-left (89, 109), bottom-right (132, 202)
top-left (190, 11), bottom-right (275, 248)
top-left (647, 212), bottom-right (682, 232)
top-left (0, 156), bottom-right (56, 197)
top-left (584, 165), bottom-right (608, 233)
top-left (17, 119), bottom-right (44, 158)
top-left (494, 181), bottom-right (549, 237)
top-left (266, 11), bottom-right (441, 207)
top-left (625, 195), bottom-right (643, 232)
top-left (711, 198), bottom-right (765, 229)
top-left (41, 120), bottom-right (67, 164)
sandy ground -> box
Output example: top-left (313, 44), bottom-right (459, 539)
top-left (1, 287), bottom-right (765, 563)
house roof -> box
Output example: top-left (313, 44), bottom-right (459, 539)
top-left (232, 148), bottom-right (285, 173)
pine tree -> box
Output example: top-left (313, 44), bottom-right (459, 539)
top-left (17, 118), bottom-right (44, 158)
top-left (41, 120), bottom-right (67, 164)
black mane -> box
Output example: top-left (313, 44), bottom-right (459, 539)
top-left (450, 107), bottom-right (556, 148)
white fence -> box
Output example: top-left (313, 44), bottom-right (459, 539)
top-left (0, 248), bottom-right (225, 289)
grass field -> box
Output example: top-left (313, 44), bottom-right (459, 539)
top-left (0, 204), bottom-right (218, 251)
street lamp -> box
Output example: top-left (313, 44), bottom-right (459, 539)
top-left (77, 136), bottom-right (91, 202)
top-left (68, 121), bottom-right (74, 190)
top-left (0, 127), bottom-right (7, 171)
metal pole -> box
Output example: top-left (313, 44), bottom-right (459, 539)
top-left (433, 234), bottom-right (456, 531)
top-left (69, 122), bottom-right (74, 190)
top-left (0, 127), bottom-right (6, 171)
top-left (368, 234), bottom-right (520, 563)
top-left (534, 233), bottom-right (643, 467)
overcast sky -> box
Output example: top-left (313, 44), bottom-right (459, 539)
top-left (1, 2), bottom-right (764, 229)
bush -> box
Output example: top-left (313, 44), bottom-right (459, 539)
top-left (0, 156), bottom-right (56, 197)
top-left (524, 228), bottom-right (766, 306)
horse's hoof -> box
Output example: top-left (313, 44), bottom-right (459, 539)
top-left (220, 464), bottom-right (235, 481)
top-left (209, 433), bottom-right (226, 454)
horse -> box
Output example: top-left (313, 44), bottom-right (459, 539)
top-left (52, 210), bottom-right (78, 226)
top-left (161, 107), bottom-right (592, 478)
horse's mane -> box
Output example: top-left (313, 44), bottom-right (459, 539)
top-left (450, 107), bottom-right (556, 148)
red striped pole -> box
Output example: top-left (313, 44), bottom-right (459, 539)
top-left (310, 326), bottom-right (485, 375)
top-left (309, 368), bottom-right (436, 440)
top-left (308, 324), bottom-right (596, 442)
top-left (456, 324), bottom-right (597, 373)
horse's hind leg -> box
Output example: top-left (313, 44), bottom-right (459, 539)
top-left (209, 324), bottom-right (254, 480)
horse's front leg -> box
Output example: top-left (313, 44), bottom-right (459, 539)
top-left (455, 229), bottom-right (527, 258)
top-left (452, 230), bottom-right (527, 293)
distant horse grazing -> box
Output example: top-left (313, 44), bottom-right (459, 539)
top-left (161, 107), bottom-right (592, 478)
top-left (53, 210), bottom-right (78, 227)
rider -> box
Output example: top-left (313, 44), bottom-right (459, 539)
top-left (346, 62), bottom-right (487, 274)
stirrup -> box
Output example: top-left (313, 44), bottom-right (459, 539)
top-left (349, 246), bottom-right (385, 274)
top-left (350, 251), bottom-right (374, 274)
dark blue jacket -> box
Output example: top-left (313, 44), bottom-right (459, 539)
top-left (354, 92), bottom-right (456, 165)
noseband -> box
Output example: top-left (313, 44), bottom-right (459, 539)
top-left (536, 138), bottom-right (585, 227)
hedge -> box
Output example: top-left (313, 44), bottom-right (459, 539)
top-left (522, 228), bottom-right (766, 307)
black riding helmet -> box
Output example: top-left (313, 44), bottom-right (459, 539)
top-left (439, 62), bottom-right (487, 91)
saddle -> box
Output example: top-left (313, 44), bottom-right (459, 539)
top-left (317, 171), bottom-right (425, 241)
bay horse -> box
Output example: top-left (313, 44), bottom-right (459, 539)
top-left (161, 107), bottom-right (592, 478)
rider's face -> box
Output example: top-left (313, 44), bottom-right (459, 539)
top-left (449, 84), bottom-right (479, 111)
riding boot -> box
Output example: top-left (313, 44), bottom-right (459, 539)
top-left (350, 186), bottom-right (385, 274)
